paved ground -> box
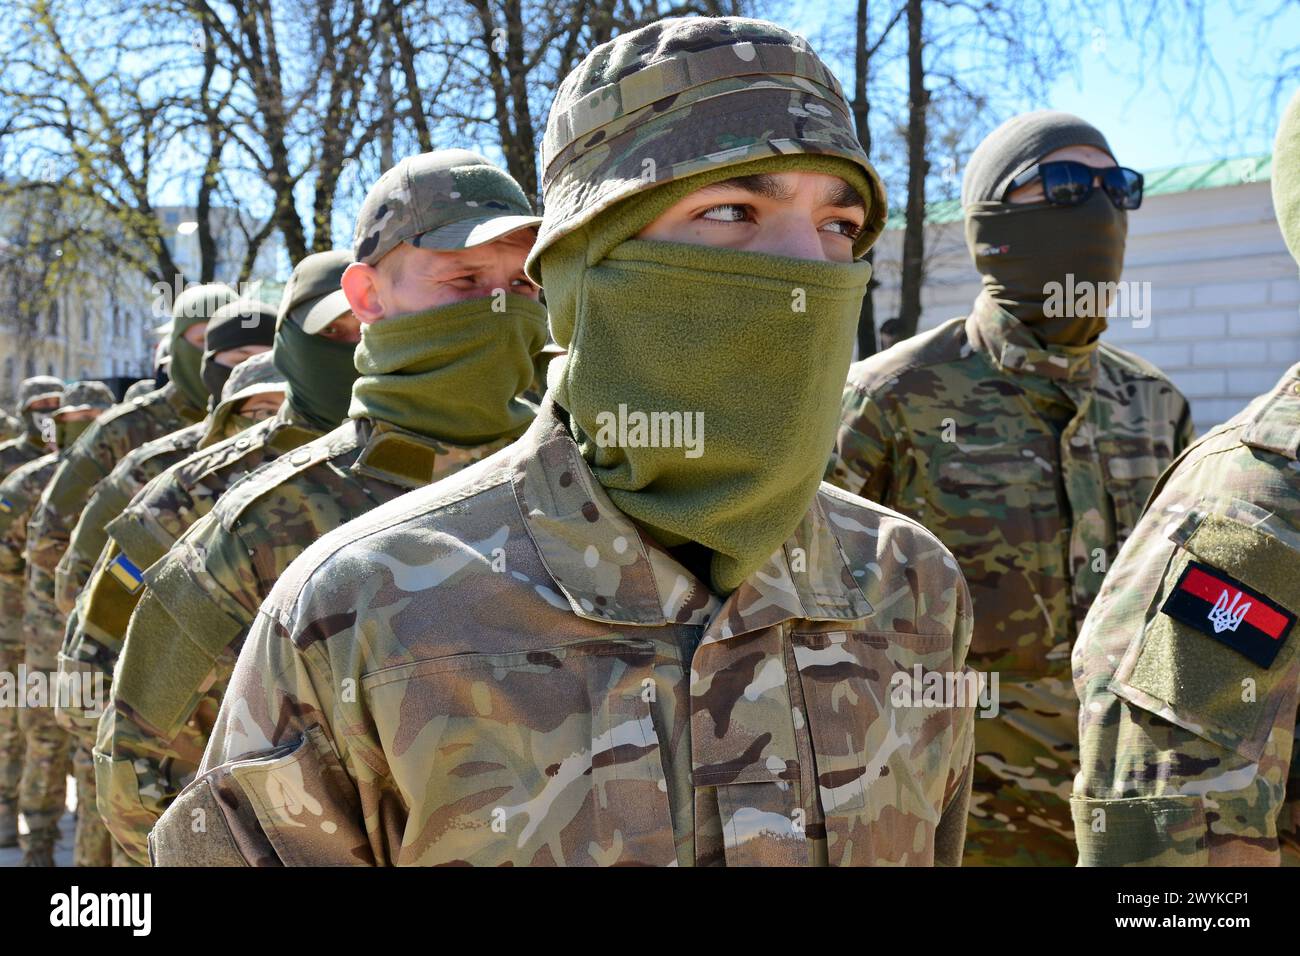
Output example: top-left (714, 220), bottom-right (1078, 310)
top-left (0, 776), bottom-right (78, 867)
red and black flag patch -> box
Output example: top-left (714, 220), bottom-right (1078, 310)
top-left (1161, 560), bottom-right (1296, 668)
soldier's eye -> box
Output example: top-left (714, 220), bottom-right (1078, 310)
top-left (699, 203), bottom-right (753, 224)
top-left (822, 218), bottom-right (863, 239)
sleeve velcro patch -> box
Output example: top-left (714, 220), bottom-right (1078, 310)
top-left (1162, 564), bottom-right (1295, 669)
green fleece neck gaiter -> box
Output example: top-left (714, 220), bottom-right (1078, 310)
top-left (550, 238), bottom-right (870, 595)
top-left (169, 337), bottom-right (208, 410)
top-left (274, 320), bottom-right (360, 433)
top-left (965, 190), bottom-right (1126, 346)
top-left (54, 417), bottom-right (93, 451)
top-left (349, 295), bottom-right (548, 445)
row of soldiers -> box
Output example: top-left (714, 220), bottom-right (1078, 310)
top-left (0, 15), bottom-right (1297, 866)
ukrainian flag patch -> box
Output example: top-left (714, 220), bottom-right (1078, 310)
top-left (0, 498), bottom-right (11, 514)
top-left (109, 554), bottom-right (145, 593)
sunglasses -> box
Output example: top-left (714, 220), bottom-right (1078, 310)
top-left (1004, 160), bottom-right (1144, 210)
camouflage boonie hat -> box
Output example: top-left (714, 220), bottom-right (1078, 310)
top-left (219, 350), bottom-right (285, 403)
top-left (52, 380), bottom-right (116, 417)
top-left (278, 250), bottom-right (353, 334)
top-left (18, 375), bottom-right (64, 411)
top-left (352, 149), bottom-right (541, 266)
top-left (527, 16), bottom-right (887, 280)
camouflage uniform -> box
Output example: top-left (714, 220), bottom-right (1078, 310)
top-left (1, 382), bottom-right (116, 864)
top-left (123, 380), bottom-right (157, 402)
top-left (52, 354), bottom-right (282, 866)
top-left (1072, 365), bottom-right (1300, 864)
top-left (828, 292), bottom-right (1193, 864)
top-left (1072, 87), bottom-right (1300, 867)
top-left (102, 212), bottom-right (539, 860)
top-left (151, 17), bottom-right (975, 868)
top-left (0, 376), bottom-right (61, 846)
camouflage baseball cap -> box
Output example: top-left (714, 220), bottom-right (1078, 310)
top-left (278, 250), bottom-right (353, 334)
top-left (52, 380), bottom-right (116, 417)
top-left (18, 375), bottom-right (64, 411)
top-left (352, 149), bottom-right (541, 266)
top-left (527, 16), bottom-right (887, 278)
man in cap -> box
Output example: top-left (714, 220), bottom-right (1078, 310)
top-left (827, 110), bottom-right (1193, 865)
top-left (0, 377), bottom-right (63, 479)
top-left (112, 149), bottom-right (546, 865)
top-left (153, 17), bottom-right (974, 868)
top-left (0, 381), bottom-right (116, 863)
top-left (0, 376), bottom-right (62, 848)
top-left (1071, 89), bottom-right (1300, 867)
top-left (24, 283), bottom-right (231, 644)
top-left (53, 297), bottom-right (277, 619)
top-left (63, 254), bottom-right (354, 862)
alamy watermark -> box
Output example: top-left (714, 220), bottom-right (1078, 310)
top-left (0, 666), bottom-right (107, 715)
top-left (592, 403), bottom-right (705, 459)
top-left (890, 665), bottom-right (1000, 718)
top-left (1044, 273), bottom-right (1152, 329)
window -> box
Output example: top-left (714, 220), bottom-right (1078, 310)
top-left (47, 299), bottom-right (60, 336)
top-left (82, 304), bottom-right (92, 341)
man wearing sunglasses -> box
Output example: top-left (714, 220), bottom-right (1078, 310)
top-left (828, 110), bottom-right (1193, 866)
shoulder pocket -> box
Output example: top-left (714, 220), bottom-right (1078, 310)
top-left (1112, 499), bottom-right (1300, 762)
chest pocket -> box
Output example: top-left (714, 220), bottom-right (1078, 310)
top-left (361, 637), bottom-right (676, 867)
top-left (792, 628), bottom-right (960, 866)
top-left (1113, 500), bottom-right (1300, 763)
top-left (1100, 442), bottom-right (1164, 547)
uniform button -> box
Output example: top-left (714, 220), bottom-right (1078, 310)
top-left (235, 439), bottom-right (249, 449)
top-left (291, 449), bottom-right (311, 465)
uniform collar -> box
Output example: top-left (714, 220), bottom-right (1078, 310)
top-left (350, 416), bottom-right (516, 491)
top-left (966, 292), bottom-right (1099, 386)
top-left (511, 398), bottom-right (874, 640)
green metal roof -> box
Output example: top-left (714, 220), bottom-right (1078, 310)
top-left (885, 152), bottom-right (1272, 229)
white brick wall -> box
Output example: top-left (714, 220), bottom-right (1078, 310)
top-left (868, 180), bottom-right (1300, 434)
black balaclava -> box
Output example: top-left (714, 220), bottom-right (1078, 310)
top-left (962, 110), bottom-right (1128, 347)
top-left (201, 300), bottom-right (278, 408)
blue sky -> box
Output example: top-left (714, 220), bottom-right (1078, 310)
top-left (791, 0), bottom-right (1300, 174)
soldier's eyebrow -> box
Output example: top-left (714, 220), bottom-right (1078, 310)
top-left (696, 174), bottom-right (796, 202)
top-left (821, 179), bottom-right (866, 211)
top-left (695, 174), bottom-right (866, 211)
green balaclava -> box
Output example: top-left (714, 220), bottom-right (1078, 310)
top-left (17, 376), bottom-right (64, 443)
top-left (1273, 88), bottom-right (1300, 266)
top-left (50, 380), bottom-right (115, 450)
top-left (274, 250), bottom-right (361, 432)
top-left (346, 149), bottom-right (550, 444)
top-left (200, 351), bottom-right (286, 448)
top-left (962, 110), bottom-right (1127, 347)
top-left (528, 16), bottom-right (887, 596)
top-left (169, 283), bottom-right (238, 409)
top-left (200, 300), bottom-right (277, 409)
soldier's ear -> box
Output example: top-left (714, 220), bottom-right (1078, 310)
top-left (340, 263), bottom-right (386, 325)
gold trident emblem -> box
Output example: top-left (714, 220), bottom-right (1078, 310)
top-left (1208, 588), bottom-right (1251, 634)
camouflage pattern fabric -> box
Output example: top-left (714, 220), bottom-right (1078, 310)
top-left (55, 419), bottom-right (209, 617)
top-left (1073, 362), bottom-right (1300, 865)
top-left (100, 416), bottom-right (511, 863)
top-left (827, 292), bottom-right (1193, 865)
top-left (0, 433), bottom-right (49, 490)
top-left (26, 382), bottom-right (204, 620)
top-left (150, 399), bottom-right (976, 867)
top-left (0, 452), bottom-right (60, 822)
top-left (123, 380), bottom-right (156, 402)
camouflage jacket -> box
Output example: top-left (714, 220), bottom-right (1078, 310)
top-left (101, 415), bottom-right (514, 864)
top-left (57, 403), bottom-right (320, 747)
top-left (149, 400), bottom-right (976, 867)
top-left (0, 411), bottom-right (23, 444)
top-left (828, 293), bottom-right (1194, 680)
top-left (0, 433), bottom-right (49, 486)
top-left (1073, 363), bottom-right (1300, 866)
top-left (0, 452), bottom-right (59, 647)
top-left (54, 418), bottom-right (209, 617)
top-left (26, 384), bottom-right (203, 602)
